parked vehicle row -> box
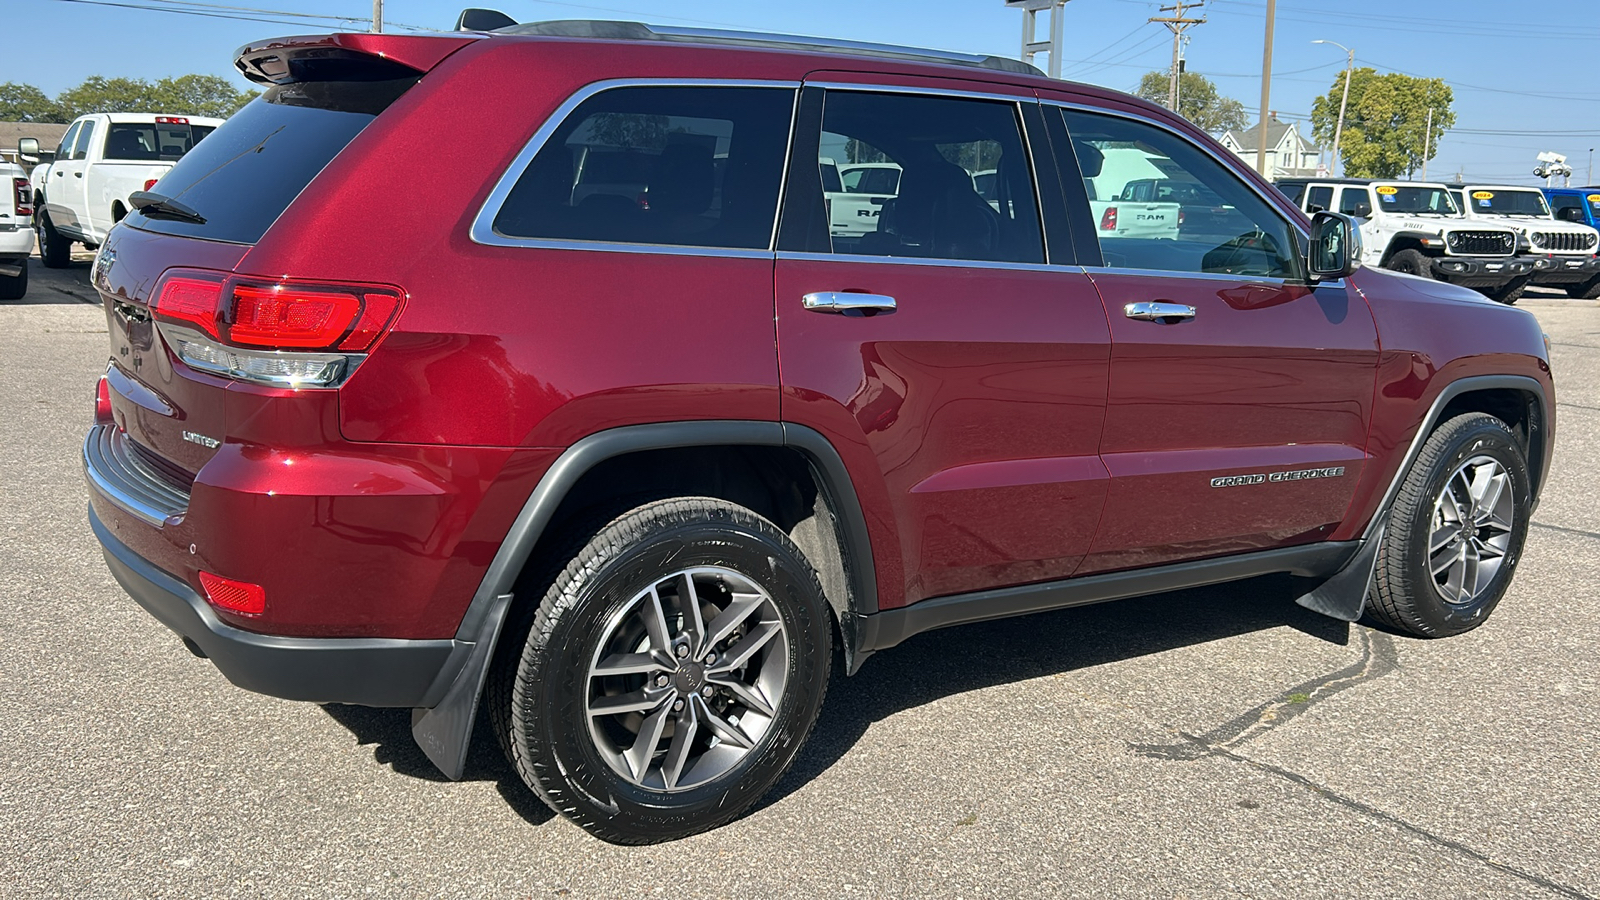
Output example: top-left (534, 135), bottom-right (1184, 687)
top-left (83, 15), bottom-right (1553, 844)
top-left (1276, 176), bottom-right (1600, 303)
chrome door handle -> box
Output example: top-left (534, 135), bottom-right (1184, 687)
top-left (1124, 301), bottom-right (1196, 321)
top-left (802, 292), bottom-right (897, 315)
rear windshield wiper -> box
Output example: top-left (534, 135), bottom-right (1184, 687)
top-left (129, 191), bottom-right (207, 225)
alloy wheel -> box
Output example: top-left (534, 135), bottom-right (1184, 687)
top-left (1428, 455), bottom-right (1515, 606)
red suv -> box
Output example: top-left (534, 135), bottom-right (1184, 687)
top-left (85, 17), bottom-right (1554, 844)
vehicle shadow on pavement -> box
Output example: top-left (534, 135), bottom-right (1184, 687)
top-left (319, 702), bottom-right (556, 826)
top-left (762, 574), bottom-right (1351, 810)
top-left (15, 259), bottom-right (99, 306)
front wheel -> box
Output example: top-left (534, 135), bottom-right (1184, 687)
top-left (1369, 413), bottom-right (1531, 637)
top-left (36, 212), bottom-right (70, 269)
top-left (498, 498), bottom-right (832, 844)
top-left (1385, 248), bottom-right (1431, 279)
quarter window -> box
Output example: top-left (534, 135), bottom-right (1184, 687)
top-left (1339, 187), bottom-right (1373, 218)
top-left (1060, 109), bottom-right (1299, 278)
top-left (492, 86), bottom-right (794, 250)
top-left (816, 91), bottom-right (1043, 264)
top-left (1306, 185), bottom-right (1334, 213)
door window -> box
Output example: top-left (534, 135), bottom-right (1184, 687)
top-left (1060, 108), bottom-right (1299, 278)
top-left (1339, 187), bottom-right (1373, 218)
top-left (72, 121), bottom-right (95, 160)
top-left (817, 91), bottom-right (1043, 263)
top-left (56, 122), bottom-right (81, 159)
top-left (1306, 185), bottom-right (1333, 213)
top-left (491, 85), bottom-right (793, 250)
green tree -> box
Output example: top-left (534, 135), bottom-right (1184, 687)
top-left (1135, 70), bottom-right (1249, 134)
top-left (1311, 67), bottom-right (1454, 178)
top-left (55, 74), bottom-right (256, 120)
top-left (0, 82), bottom-right (67, 123)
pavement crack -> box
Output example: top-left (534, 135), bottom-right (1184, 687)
top-left (1556, 402), bottom-right (1600, 414)
top-left (1531, 521), bottom-right (1600, 542)
top-left (1207, 743), bottom-right (1597, 900)
top-left (1130, 626), bottom-right (1398, 761)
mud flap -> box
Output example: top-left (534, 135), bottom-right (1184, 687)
top-left (1294, 524), bottom-right (1384, 622)
top-left (409, 592), bottom-right (513, 780)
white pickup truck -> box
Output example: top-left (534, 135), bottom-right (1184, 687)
top-left (25, 112), bottom-right (222, 267)
top-left (1, 159), bottom-right (32, 299)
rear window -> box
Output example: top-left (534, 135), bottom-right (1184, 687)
top-left (104, 122), bottom-right (208, 161)
top-left (125, 78), bottom-right (416, 245)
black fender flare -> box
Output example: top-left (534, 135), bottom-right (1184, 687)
top-left (410, 420), bottom-right (879, 780)
top-left (1381, 232), bottom-right (1444, 266)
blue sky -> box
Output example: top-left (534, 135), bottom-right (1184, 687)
top-left (8, 0), bottom-right (1599, 185)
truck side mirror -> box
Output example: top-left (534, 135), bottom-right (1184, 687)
top-left (1556, 206), bottom-right (1584, 223)
top-left (17, 138), bottom-right (39, 164)
top-left (1307, 211), bottom-right (1362, 281)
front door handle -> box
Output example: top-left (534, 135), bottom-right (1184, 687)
top-left (1124, 301), bottom-right (1196, 322)
top-left (802, 292), bottom-right (897, 315)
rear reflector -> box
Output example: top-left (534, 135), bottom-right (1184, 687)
top-left (199, 572), bottom-right (266, 616)
top-left (94, 374), bottom-right (112, 424)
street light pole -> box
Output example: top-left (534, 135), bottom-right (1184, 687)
top-left (1313, 40), bottom-right (1353, 176)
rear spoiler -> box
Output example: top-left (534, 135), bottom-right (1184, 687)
top-left (234, 33), bottom-right (480, 86)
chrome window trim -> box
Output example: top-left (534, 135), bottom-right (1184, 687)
top-left (470, 78), bottom-right (802, 254)
top-left (1043, 99), bottom-right (1313, 244)
top-left (1088, 266), bottom-right (1344, 289)
top-left (777, 250), bottom-right (1079, 274)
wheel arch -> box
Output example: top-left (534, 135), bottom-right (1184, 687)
top-left (409, 420), bottom-right (879, 780)
top-left (1381, 234), bottom-right (1438, 266)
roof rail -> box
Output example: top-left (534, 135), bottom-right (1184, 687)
top-left (460, 15), bottom-right (1044, 77)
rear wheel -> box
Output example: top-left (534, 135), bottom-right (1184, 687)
top-left (1565, 275), bottom-right (1600, 300)
top-left (0, 259), bottom-right (26, 300)
top-left (36, 212), bottom-right (70, 269)
top-left (498, 497), bottom-right (832, 844)
top-left (1385, 248), bottom-right (1430, 278)
top-left (1369, 413), bottom-right (1531, 637)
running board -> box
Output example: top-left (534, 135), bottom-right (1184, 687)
top-left (854, 541), bottom-right (1360, 656)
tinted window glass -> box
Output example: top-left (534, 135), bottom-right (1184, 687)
top-left (1339, 187), bottom-right (1373, 217)
top-left (493, 86), bottom-right (793, 250)
top-left (1306, 185), bottom-right (1333, 212)
top-left (1277, 181), bottom-right (1306, 204)
top-left (818, 91), bottom-right (1042, 263)
top-left (819, 160), bottom-right (843, 194)
top-left (125, 78), bottom-right (417, 244)
top-left (72, 122), bottom-right (94, 160)
top-left (56, 122), bottom-right (80, 159)
top-left (104, 122), bottom-right (208, 161)
top-left (1061, 109), bottom-right (1298, 278)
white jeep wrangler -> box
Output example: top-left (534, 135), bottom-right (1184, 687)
top-left (1448, 183), bottom-right (1600, 300)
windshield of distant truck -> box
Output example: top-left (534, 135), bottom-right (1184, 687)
top-left (1466, 189), bottom-right (1550, 217)
top-left (1373, 184), bottom-right (1459, 215)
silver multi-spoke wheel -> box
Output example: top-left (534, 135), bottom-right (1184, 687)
top-left (586, 566), bottom-right (789, 792)
top-left (1428, 455), bottom-right (1515, 607)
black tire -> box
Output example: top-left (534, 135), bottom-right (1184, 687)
top-left (497, 497), bottom-right (832, 844)
top-left (0, 260), bottom-right (25, 300)
top-left (36, 212), bottom-right (71, 269)
top-left (1565, 275), bottom-right (1600, 300)
top-left (1485, 276), bottom-right (1530, 305)
top-left (1369, 413), bottom-right (1531, 637)
top-left (1385, 248), bottom-right (1430, 278)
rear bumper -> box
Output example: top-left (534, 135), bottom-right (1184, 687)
top-left (90, 504), bottom-right (456, 706)
top-left (1528, 254), bottom-right (1600, 285)
top-left (1430, 255), bottom-right (1532, 286)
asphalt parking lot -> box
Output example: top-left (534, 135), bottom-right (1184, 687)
top-left (2, 252), bottom-right (1597, 899)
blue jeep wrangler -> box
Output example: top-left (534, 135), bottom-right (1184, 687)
top-left (1543, 187), bottom-right (1600, 298)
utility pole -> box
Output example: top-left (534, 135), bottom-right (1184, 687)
top-left (371, 0), bottom-right (382, 32)
top-left (1588, 148), bottom-right (1594, 185)
top-left (1255, 0), bottom-right (1276, 176)
top-left (1312, 41), bottom-right (1354, 175)
top-left (1421, 107), bottom-right (1433, 180)
top-left (1149, 1), bottom-right (1205, 112)
top-left (1007, 0), bottom-right (1075, 79)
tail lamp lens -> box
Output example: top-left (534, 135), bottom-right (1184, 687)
top-left (150, 270), bottom-right (403, 352)
top-left (12, 178), bottom-right (30, 216)
top-left (198, 572), bottom-right (265, 616)
top-left (230, 284), bottom-right (363, 349)
top-left (152, 273), bottom-right (226, 339)
top-left (1100, 206), bottom-right (1118, 231)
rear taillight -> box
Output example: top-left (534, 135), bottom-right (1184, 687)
top-left (199, 572), bottom-right (265, 616)
top-left (148, 268), bottom-right (404, 388)
top-left (143, 178), bottom-right (159, 192)
top-left (12, 178), bottom-right (29, 217)
top-left (1177, 208), bottom-right (1186, 227)
top-left (1099, 206), bottom-right (1118, 231)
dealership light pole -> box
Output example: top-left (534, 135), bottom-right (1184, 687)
top-left (1007, 0), bottom-right (1076, 78)
top-left (1312, 40), bottom-right (1353, 176)
top-left (1255, 0), bottom-right (1276, 175)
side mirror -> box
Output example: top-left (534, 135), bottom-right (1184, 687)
top-left (1556, 206), bottom-right (1584, 223)
top-left (1307, 211), bottom-right (1362, 281)
top-left (17, 138), bottom-right (39, 164)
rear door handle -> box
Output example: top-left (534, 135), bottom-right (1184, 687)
top-left (802, 292), bottom-right (897, 315)
top-left (1124, 301), bottom-right (1195, 322)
